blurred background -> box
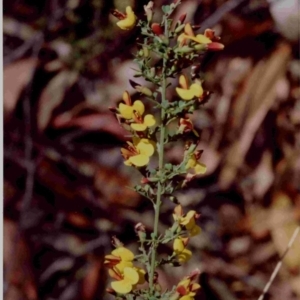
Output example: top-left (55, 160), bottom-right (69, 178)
top-left (3, 0), bottom-right (300, 299)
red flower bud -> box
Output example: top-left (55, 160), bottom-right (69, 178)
top-left (141, 177), bottom-right (150, 184)
top-left (151, 23), bottom-right (164, 35)
top-left (178, 13), bottom-right (187, 24)
top-left (207, 42), bottom-right (224, 51)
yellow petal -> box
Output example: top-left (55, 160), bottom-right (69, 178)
top-left (177, 248), bottom-right (192, 263)
top-left (131, 123), bottom-right (147, 131)
top-left (176, 87), bottom-right (195, 100)
top-left (135, 267), bottom-right (146, 285)
top-left (123, 267), bottom-right (139, 284)
top-left (132, 136), bottom-right (141, 146)
top-left (122, 91), bottom-right (131, 105)
top-left (179, 296), bottom-right (194, 300)
top-left (173, 238), bottom-right (185, 252)
top-left (181, 211), bottom-right (196, 225)
top-left (124, 159), bottom-right (132, 166)
top-left (132, 100), bottom-right (145, 115)
top-left (111, 279), bottom-right (132, 294)
top-left (112, 247), bottom-right (134, 261)
top-left (189, 225), bottom-right (201, 237)
top-left (179, 74), bottom-right (188, 89)
top-left (195, 34), bottom-right (211, 44)
top-left (108, 268), bottom-right (122, 280)
top-left (137, 139), bottom-right (155, 157)
top-left (177, 33), bottom-right (186, 45)
top-left (129, 154), bottom-right (149, 167)
top-left (116, 261), bottom-right (133, 273)
top-left (119, 103), bottom-right (133, 119)
top-left (144, 114), bottom-right (156, 127)
top-left (178, 278), bottom-right (191, 289)
top-left (184, 23), bottom-right (195, 36)
top-left (194, 163), bottom-right (207, 174)
top-left (185, 157), bottom-right (197, 169)
top-left (190, 83), bottom-right (203, 98)
top-left (191, 283), bottom-right (201, 291)
top-left (185, 218), bottom-right (196, 230)
top-left (116, 6), bottom-right (137, 30)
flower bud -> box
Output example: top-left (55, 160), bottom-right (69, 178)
top-left (175, 23), bottom-right (185, 33)
top-left (111, 236), bottom-right (123, 248)
top-left (141, 177), bottom-right (150, 184)
top-left (207, 42), bottom-right (225, 51)
top-left (136, 86), bottom-right (153, 97)
top-left (178, 13), bottom-right (187, 24)
top-left (142, 46), bottom-right (149, 57)
top-left (144, 1), bottom-right (154, 23)
top-left (135, 222), bottom-right (147, 242)
top-left (169, 195), bottom-right (179, 204)
top-left (151, 23), bottom-right (164, 36)
top-left (175, 46), bottom-right (194, 53)
top-left (154, 283), bottom-right (162, 292)
top-left (204, 29), bottom-right (221, 41)
top-left (194, 44), bottom-right (207, 51)
top-left (149, 67), bottom-right (156, 78)
top-left (194, 149), bottom-right (203, 160)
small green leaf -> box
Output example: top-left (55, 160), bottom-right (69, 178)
top-left (162, 5), bottom-right (170, 13)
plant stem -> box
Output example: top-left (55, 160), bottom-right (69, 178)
top-left (149, 70), bottom-right (167, 294)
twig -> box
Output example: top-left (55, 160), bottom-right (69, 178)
top-left (199, 0), bottom-right (247, 29)
top-left (257, 226), bottom-right (300, 300)
top-left (19, 65), bottom-right (40, 228)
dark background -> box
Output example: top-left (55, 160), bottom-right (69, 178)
top-left (3, 0), bottom-right (300, 299)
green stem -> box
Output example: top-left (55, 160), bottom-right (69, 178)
top-left (149, 71), bottom-right (167, 294)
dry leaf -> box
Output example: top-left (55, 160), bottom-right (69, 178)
top-left (38, 70), bottom-right (78, 131)
top-left (4, 58), bottom-right (37, 117)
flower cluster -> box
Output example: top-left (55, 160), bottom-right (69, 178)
top-left (112, 91), bottom-right (157, 167)
top-left (105, 246), bottom-right (145, 294)
top-left (172, 205), bottom-right (201, 263)
top-left (178, 23), bottom-right (224, 51)
top-left (174, 269), bottom-right (201, 300)
top-left (106, 1), bottom-right (224, 298)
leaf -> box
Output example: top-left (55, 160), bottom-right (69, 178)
top-left (38, 70), bottom-right (78, 131)
top-left (162, 5), bottom-right (170, 14)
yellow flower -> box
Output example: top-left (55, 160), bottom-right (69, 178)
top-left (110, 267), bottom-right (139, 294)
top-left (176, 271), bottom-right (201, 300)
top-left (112, 6), bottom-right (137, 30)
top-left (185, 151), bottom-right (207, 175)
top-left (121, 137), bottom-right (155, 167)
top-left (173, 205), bottom-right (201, 237)
top-left (173, 237), bottom-right (192, 263)
top-left (178, 24), bottom-right (224, 51)
top-left (178, 23), bottom-right (211, 46)
top-left (176, 75), bottom-right (203, 100)
top-left (131, 113), bottom-right (156, 131)
top-left (118, 91), bottom-right (145, 120)
top-left (104, 247), bottom-right (134, 273)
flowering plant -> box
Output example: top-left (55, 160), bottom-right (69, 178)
top-left (106, 1), bottom-right (224, 299)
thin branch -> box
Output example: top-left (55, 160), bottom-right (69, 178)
top-left (199, 0), bottom-right (247, 30)
top-left (258, 226), bottom-right (300, 300)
